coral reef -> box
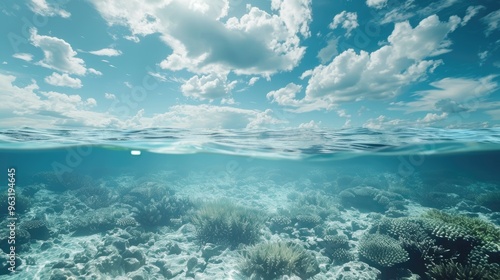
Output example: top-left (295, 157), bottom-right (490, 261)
top-left (319, 234), bottom-right (354, 264)
top-left (423, 209), bottom-right (500, 246)
top-left (239, 242), bottom-right (319, 280)
top-left (476, 191), bottom-right (500, 212)
top-left (116, 217), bottom-right (138, 228)
top-left (75, 186), bottom-right (112, 209)
top-left (371, 217), bottom-right (449, 275)
top-left (20, 219), bottom-right (51, 240)
top-left (0, 223), bottom-right (31, 254)
top-left (33, 171), bottom-right (94, 192)
top-left (0, 193), bottom-right (31, 216)
top-left (358, 233), bottom-right (409, 267)
top-left (268, 216), bottom-right (292, 233)
top-left (133, 195), bottom-right (192, 228)
top-left (19, 184), bottom-right (43, 197)
top-left (69, 208), bottom-right (117, 236)
top-left (190, 200), bottom-right (264, 248)
top-left (333, 261), bottom-right (381, 280)
top-left (368, 213), bottom-right (500, 279)
top-left (7, 151), bottom-right (500, 279)
top-left (331, 248), bottom-right (355, 264)
top-left (318, 235), bottom-right (356, 265)
top-left (288, 190), bottom-right (340, 220)
top-left (122, 181), bottom-right (174, 207)
top-left (426, 260), bottom-right (500, 280)
top-left (339, 186), bottom-right (406, 213)
top-left (295, 214), bottom-right (322, 228)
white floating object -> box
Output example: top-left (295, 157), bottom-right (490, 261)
top-left (131, 150), bottom-right (141, 156)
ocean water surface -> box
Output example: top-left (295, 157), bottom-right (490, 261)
top-left (1, 127), bottom-right (500, 279)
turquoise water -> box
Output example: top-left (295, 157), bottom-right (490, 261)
top-left (1, 128), bottom-right (500, 279)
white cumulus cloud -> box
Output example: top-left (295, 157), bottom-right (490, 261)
top-left (329, 11), bottom-right (358, 36)
top-left (90, 0), bottom-right (311, 77)
top-left (298, 120), bottom-right (321, 129)
top-left (0, 73), bottom-right (288, 130)
top-left (30, 28), bottom-right (88, 76)
top-left (279, 15), bottom-right (462, 111)
top-left (124, 105), bottom-right (285, 130)
top-left (271, 0), bottom-right (312, 37)
top-left (267, 83), bottom-right (303, 107)
top-left (417, 112), bottom-right (448, 123)
top-left (363, 115), bottom-right (403, 130)
top-left (366, 0), bottom-right (387, 9)
top-left (181, 73), bottom-right (237, 100)
top-left (44, 72), bottom-right (82, 88)
top-left (0, 74), bottom-right (117, 128)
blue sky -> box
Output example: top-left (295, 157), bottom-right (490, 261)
top-left (1, 0), bottom-right (499, 130)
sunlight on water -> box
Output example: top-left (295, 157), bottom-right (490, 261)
top-left (1, 127), bottom-right (500, 159)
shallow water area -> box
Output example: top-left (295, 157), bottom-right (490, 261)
top-left (1, 127), bottom-right (500, 279)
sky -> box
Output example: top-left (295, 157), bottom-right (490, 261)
top-left (0, 0), bottom-right (499, 130)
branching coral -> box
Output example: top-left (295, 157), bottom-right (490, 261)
top-left (190, 200), bottom-right (264, 248)
top-left (323, 235), bottom-right (349, 250)
top-left (426, 260), bottom-right (500, 280)
top-left (374, 217), bottom-right (455, 276)
top-left (269, 216), bottom-right (292, 233)
top-left (358, 233), bottom-right (409, 267)
top-left (239, 242), bottom-right (319, 280)
top-left (75, 186), bottom-right (111, 209)
top-left (423, 209), bottom-right (500, 246)
top-left (133, 195), bottom-right (192, 228)
top-left (370, 212), bottom-right (500, 278)
top-left (331, 248), bottom-right (355, 264)
top-left (116, 217), bottom-right (137, 227)
top-left (295, 214), bottom-right (322, 228)
top-left (320, 235), bottom-right (353, 264)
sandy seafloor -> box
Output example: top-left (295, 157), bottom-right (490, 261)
top-left (1, 161), bottom-right (500, 280)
